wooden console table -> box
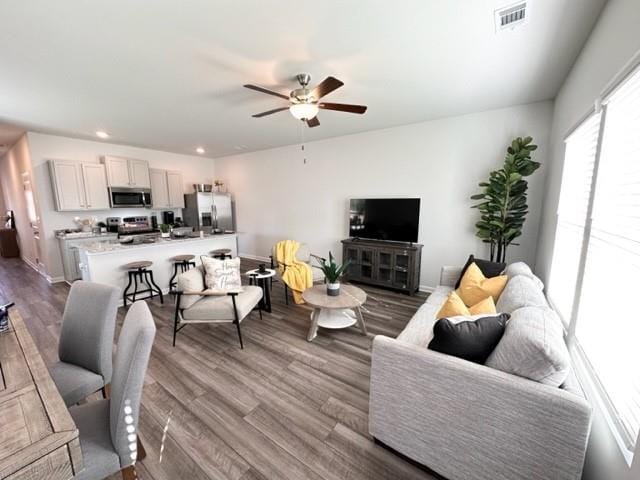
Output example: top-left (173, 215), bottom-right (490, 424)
top-left (341, 238), bottom-right (423, 294)
top-left (0, 308), bottom-right (83, 479)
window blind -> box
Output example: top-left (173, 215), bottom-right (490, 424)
top-left (547, 113), bottom-right (601, 324)
top-left (575, 66), bottom-right (640, 448)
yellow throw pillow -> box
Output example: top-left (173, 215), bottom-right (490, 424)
top-left (468, 296), bottom-right (497, 315)
top-left (437, 291), bottom-right (497, 318)
top-left (457, 262), bottom-right (508, 306)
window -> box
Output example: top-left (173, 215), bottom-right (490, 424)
top-left (547, 113), bottom-right (601, 324)
top-left (550, 65), bottom-right (640, 452)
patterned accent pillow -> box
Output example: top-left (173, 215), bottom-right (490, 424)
top-left (200, 256), bottom-right (243, 293)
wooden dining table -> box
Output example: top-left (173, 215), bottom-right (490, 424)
top-left (0, 307), bottom-right (83, 479)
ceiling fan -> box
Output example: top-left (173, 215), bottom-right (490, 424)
top-left (243, 74), bottom-right (367, 128)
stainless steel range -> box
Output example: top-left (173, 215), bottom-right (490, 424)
top-left (118, 217), bottom-right (161, 244)
top-left (118, 216), bottom-right (156, 235)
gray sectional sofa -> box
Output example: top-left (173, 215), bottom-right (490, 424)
top-left (369, 262), bottom-right (592, 480)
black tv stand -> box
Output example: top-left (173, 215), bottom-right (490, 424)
top-left (341, 238), bottom-right (423, 295)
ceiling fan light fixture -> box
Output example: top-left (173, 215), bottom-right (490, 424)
top-left (289, 102), bottom-right (319, 120)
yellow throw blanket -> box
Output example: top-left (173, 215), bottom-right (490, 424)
top-left (275, 240), bottom-right (313, 304)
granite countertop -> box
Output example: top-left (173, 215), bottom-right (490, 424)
top-left (79, 233), bottom-right (237, 255)
top-left (56, 231), bottom-right (118, 240)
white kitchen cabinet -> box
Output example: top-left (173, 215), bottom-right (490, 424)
top-left (150, 169), bottom-right (170, 208)
top-left (130, 159), bottom-right (151, 188)
top-left (82, 163), bottom-right (110, 210)
top-left (167, 171), bottom-right (185, 208)
top-left (49, 160), bottom-right (85, 210)
top-left (49, 160), bottom-right (110, 211)
top-left (150, 169), bottom-right (184, 208)
top-left (102, 156), bottom-right (150, 188)
top-left (103, 156), bottom-right (130, 187)
top-left (58, 234), bottom-right (118, 283)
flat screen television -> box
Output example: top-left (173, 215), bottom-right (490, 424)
top-left (349, 198), bottom-right (420, 243)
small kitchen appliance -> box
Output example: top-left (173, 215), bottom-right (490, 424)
top-left (162, 211), bottom-right (175, 225)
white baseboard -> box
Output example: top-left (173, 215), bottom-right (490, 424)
top-left (47, 276), bottom-right (66, 284)
top-left (419, 284), bottom-right (435, 293)
top-left (21, 257), bottom-right (65, 284)
top-left (22, 257), bottom-right (39, 272)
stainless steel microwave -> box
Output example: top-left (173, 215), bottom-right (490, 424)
top-left (109, 187), bottom-right (152, 208)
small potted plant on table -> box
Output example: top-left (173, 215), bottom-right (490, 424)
top-left (315, 252), bottom-right (351, 296)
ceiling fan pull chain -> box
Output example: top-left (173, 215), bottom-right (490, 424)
top-left (300, 121), bottom-right (307, 164)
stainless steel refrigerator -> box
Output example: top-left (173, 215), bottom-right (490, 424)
top-left (183, 192), bottom-right (234, 232)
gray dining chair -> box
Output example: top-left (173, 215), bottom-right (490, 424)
top-left (49, 281), bottom-right (120, 406)
top-left (69, 300), bottom-right (156, 480)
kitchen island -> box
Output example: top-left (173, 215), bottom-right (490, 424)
top-left (78, 234), bottom-right (238, 304)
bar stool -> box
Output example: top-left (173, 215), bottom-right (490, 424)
top-left (123, 261), bottom-right (164, 307)
top-left (169, 254), bottom-right (196, 291)
top-left (211, 248), bottom-right (232, 260)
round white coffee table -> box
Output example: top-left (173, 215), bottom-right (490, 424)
top-left (302, 284), bottom-right (368, 341)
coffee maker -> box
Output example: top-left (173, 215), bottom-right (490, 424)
top-left (162, 211), bottom-right (175, 225)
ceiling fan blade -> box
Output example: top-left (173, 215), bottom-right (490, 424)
top-left (252, 107), bottom-right (290, 118)
top-left (310, 76), bottom-right (344, 100)
top-left (306, 116), bottom-right (320, 128)
top-left (319, 102), bottom-right (367, 114)
top-left (244, 84), bottom-right (290, 100)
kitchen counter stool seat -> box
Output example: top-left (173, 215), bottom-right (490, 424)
top-left (123, 260), bottom-right (163, 306)
top-left (123, 260), bottom-right (152, 269)
top-left (210, 248), bottom-right (232, 259)
top-left (169, 254), bottom-right (196, 291)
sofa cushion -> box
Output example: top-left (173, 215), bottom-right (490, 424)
top-left (428, 313), bottom-right (509, 364)
top-left (177, 266), bottom-right (206, 309)
top-left (457, 262), bottom-right (508, 306)
top-left (504, 262), bottom-right (544, 290)
top-left (486, 306), bottom-right (570, 387)
top-left (396, 286), bottom-right (452, 347)
top-left (426, 285), bottom-right (453, 308)
top-left (455, 255), bottom-right (506, 289)
top-left (182, 286), bottom-right (263, 321)
top-left (496, 275), bottom-right (547, 313)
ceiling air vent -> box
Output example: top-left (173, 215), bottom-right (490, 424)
top-left (495, 2), bottom-right (528, 32)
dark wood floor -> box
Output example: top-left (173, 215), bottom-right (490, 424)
top-left (0, 256), bottom-right (440, 480)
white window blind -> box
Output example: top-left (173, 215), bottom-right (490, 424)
top-left (547, 113), bottom-right (601, 324)
top-left (575, 66), bottom-right (640, 448)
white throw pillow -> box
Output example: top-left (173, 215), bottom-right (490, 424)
top-left (200, 256), bottom-right (243, 293)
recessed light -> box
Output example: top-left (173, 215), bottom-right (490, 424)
top-left (196, 147), bottom-right (205, 154)
top-left (95, 130), bottom-right (110, 139)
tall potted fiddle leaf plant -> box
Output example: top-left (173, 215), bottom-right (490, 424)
top-left (471, 136), bottom-right (540, 263)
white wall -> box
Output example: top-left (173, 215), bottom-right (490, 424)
top-left (0, 135), bottom-right (42, 269)
top-left (26, 132), bottom-right (216, 280)
top-left (215, 101), bottom-right (553, 288)
top-left (534, 0), bottom-right (640, 478)
top-left (0, 180), bottom-right (6, 215)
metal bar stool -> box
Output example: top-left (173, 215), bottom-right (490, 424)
top-left (123, 261), bottom-right (164, 307)
top-left (169, 254), bottom-right (196, 291)
top-left (210, 248), bottom-right (232, 260)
